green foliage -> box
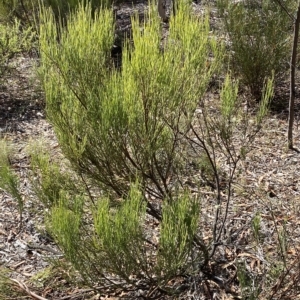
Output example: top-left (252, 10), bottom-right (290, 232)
top-left (93, 183), bottom-right (147, 279)
top-left (220, 74), bottom-right (239, 120)
top-left (0, 140), bottom-right (23, 226)
top-left (50, 192), bottom-right (83, 264)
top-left (237, 260), bottom-right (261, 300)
top-left (48, 179), bottom-right (201, 291)
top-left (39, 0), bottom-right (222, 201)
top-left (218, 0), bottom-right (292, 99)
top-left (257, 74), bottom-right (274, 123)
top-left (251, 212), bottom-right (261, 243)
top-left (30, 142), bottom-right (83, 208)
top-left (219, 74), bottom-right (239, 140)
top-left (157, 193), bottom-right (200, 280)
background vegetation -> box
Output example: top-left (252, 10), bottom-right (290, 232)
top-left (217, 0), bottom-right (294, 100)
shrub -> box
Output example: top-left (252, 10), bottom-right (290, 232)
top-left (0, 0), bottom-right (113, 27)
top-left (217, 0), bottom-right (293, 100)
top-left (36, 0), bottom-right (272, 297)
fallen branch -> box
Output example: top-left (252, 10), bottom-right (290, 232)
top-left (10, 278), bottom-right (48, 300)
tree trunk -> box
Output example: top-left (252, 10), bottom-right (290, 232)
top-left (288, 3), bottom-right (300, 149)
top-left (158, 0), bottom-right (167, 22)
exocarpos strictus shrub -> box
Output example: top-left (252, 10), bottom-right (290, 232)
top-left (34, 0), bottom-right (272, 297)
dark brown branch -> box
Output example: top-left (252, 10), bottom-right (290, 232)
top-left (273, 0), bottom-right (295, 22)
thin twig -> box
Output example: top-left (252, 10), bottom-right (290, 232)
top-left (79, 172), bottom-right (96, 206)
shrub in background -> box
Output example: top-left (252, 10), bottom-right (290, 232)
top-left (0, 0), bottom-right (36, 24)
top-left (0, 0), bottom-right (112, 27)
top-left (0, 19), bottom-right (34, 81)
top-left (217, 0), bottom-right (293, 100)
top-left (35, 0), bottom-right (272, 297)
top-left (45, 0), bottom-right (113, 24)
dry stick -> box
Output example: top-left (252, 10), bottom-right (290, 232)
top-left (288, 3), bottom-right (300, 149)
top-left (269, 205), bottom-right (287, 268)
top-left (190, 113), bottom-right (244, 261)
top-left (10, 278), bottom-right (48, 300)
top-left (273, 0), bottom-right (295, 22)
top-left (213, 165), bottom-right (237, 248)
top-left (20, 0), bottom-right (32, 26)
top-left (190, 123), bottom-right (222, 243)
top-left (189, 125), bottom-right (221, 265)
